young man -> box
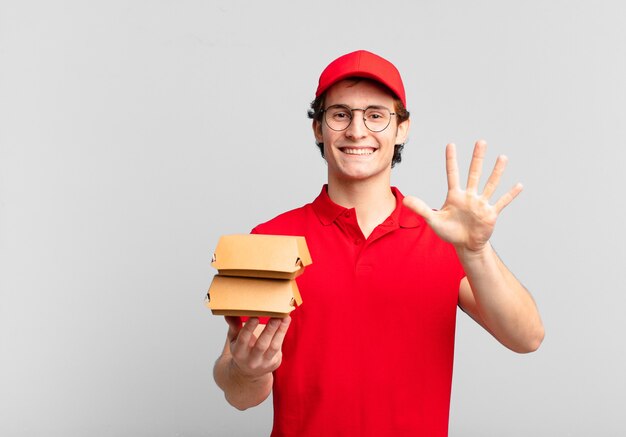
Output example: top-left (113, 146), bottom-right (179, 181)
top-left (213, 50), bottom-right (544, 436)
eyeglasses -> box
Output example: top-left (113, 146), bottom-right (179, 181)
top-left (321, 104), bottom-right (396, 133)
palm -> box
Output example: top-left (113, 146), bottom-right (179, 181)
top-left (404, 141), bottom-right (522, 253)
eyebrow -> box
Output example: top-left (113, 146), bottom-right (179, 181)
top-left (329, 104), bottom-right (391, 110)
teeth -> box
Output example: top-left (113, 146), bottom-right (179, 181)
top-left (342, 148), bottom-right (374, 155)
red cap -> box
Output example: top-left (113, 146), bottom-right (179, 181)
top-left (315, 50), bottom-right (406, 107)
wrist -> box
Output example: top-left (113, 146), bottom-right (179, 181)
top-left (455, 241), bottom-right (493, 264)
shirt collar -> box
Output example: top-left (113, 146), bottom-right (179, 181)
top-left (312, 185), bottom-right (422, 228)
top-left (311, 185), bottom-right (347, 226)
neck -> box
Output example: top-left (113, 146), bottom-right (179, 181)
top-left (327, 176), bottom-right (396, 239)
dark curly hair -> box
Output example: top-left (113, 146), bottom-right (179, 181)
top-left (307, 78), bottom-right (410, 167)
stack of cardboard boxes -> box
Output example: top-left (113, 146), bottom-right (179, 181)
top-left (206, 234), bottom-right (312, 317)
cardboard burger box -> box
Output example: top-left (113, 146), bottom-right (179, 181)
top-left (206, 234), bottom-right (312, 317)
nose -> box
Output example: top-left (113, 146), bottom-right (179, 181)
top-left (345, 110), bottom-right (368, 139)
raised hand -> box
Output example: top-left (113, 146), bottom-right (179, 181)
top-left (403, 140), bottom-right (523, 254)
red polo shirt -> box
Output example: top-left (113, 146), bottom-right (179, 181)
top-left (252, 186), bottom-right (465, 437)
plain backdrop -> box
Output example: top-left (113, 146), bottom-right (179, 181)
top-left (1, 1), bottom-right (625, 436)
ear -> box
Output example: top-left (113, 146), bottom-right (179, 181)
top-left (395, 118), bottom-right (410, 144)
top-left (312, 119), bottom-right (323, 143)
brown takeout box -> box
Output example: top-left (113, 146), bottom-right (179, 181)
top-left (206, 234), bottom-right (312, 317)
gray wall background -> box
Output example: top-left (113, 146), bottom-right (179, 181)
top-left (1, 1), bottom-right (624, 436)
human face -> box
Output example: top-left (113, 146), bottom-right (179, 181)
top-left (313, 79), bottom-right (409, 184)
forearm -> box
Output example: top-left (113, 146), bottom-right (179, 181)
top-left (213, 349), bottom-right (273, 410)
top-left (458, 242), bottom-right (544, 353)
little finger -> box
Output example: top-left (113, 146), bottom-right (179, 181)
top-left (445, 143), bottom-right (461, 191)
top-left (264, 316), bottom-right (291, 361)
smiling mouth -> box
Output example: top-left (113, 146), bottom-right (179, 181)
top-left (340, 147), bottom-right (376, 155)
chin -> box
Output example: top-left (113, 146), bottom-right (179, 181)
top-left (332, 165), bottom-right (391, 182)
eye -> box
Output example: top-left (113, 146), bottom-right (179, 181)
top-left (366, 111), bottom-right (384, 120)
top-left (365, 107), bottom-right (389, 121)
top-left (328, 106), bottom-right (352, 120)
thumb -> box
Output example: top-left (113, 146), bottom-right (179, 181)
top-left (403, 196), bottom-right (434, 222)
top-left (224, 316), bottom-right (243, 341)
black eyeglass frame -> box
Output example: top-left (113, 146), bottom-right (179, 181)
top-left (321, 104), bottom-right (397, 133)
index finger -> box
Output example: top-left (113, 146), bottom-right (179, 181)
top-left (494, 183), bottom-right (524, 213)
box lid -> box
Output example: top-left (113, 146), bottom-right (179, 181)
top-left (206, 275), bottom-right (302, 317)
top-left (211, 234), bottom-right (312, 279)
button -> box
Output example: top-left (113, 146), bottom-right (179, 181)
top-left (354, 239), bottom-right (362, 245)
top-left (344, 210), bottom-right (351, 218)
top-left (356, 264), bottom-right (373, 273)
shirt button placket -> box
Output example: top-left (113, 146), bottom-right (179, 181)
top-left (341, 209), bottom-right (365, 247)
